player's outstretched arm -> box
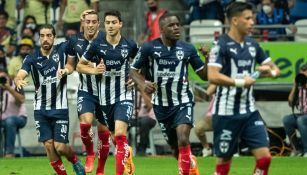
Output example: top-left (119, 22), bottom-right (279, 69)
top-left (58, 57), bottom-right (75, 79)
top-left (76, 57), bottom-right (105, 75)
top-left (14, 70), bottom-right (28, 91)
top-left (257, 61), bottom-right (281, 78)
top-left (208, 66), bottom-right (255, 88)
top-left (129, 69), bottom-right (156, 94)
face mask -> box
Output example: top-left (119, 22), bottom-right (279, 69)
top-left (262, 5), bottom-right (272, 14)
top-left (149, 6), bottom-right (157, 12)
top-left (26, 23), bottom-right (36, 30)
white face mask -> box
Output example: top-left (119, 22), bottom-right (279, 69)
top-left (262, 5), bottom-right (272, 14)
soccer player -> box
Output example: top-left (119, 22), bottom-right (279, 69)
top-left (207, 2), bottom-right (281, 175)
top-left (14, 24), bottom-right (85, 175)
top-left (68, 10), bottom-right (111, 174)
top-left (130, 13), bottom-right (207, 175)
top-left (77, 10), bottom-right (137, 175)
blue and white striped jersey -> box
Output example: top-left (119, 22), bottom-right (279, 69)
top-left (83, 36), bottom-right (138, 105)
top-left (21, 42), bottom-right (70, 111)
top-left (131, 38), bottom-right (205, 107)
top-left (208, 34), bottom-right (271, 116)
top-left (68, 32), bottom-right (105, 96)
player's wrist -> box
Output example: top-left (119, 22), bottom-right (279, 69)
top-left (234, 79), bottom-right (245, 87)
top-left (270, 70), bottom-right (277, 77)
top-left (64, 68), bottom-right (69, 75)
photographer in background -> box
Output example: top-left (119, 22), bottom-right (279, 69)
top-left (283, 63), bottom-right (307, 157)
top-left (0, 48), bottom-right (27, 158)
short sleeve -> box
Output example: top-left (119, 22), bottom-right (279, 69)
top-left (66, 36), bottom-right (77, 57)
top-left (131, 43), bottom-right (151, 70)
top-left (83, 42), bottom-right (98, 62)
top-left (188, 45), bottom-right (204, 72)
top-left (20, 55), bottom-right (33, 74)
top-left (207, 41), bottom-right (224, 68)
top-left (255, 42), bottom-right (271, 65)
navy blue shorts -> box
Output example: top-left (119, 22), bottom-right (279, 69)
top-left (77, 90), bottom-right (104, 121)
top-left (100, 100), bottom-right (134, 132)
top-left (34, 109), bottom-right (69, 143)
top-left (153, 103), bottom-right (194, 147)
top-left (213, 110), bottom-right (269, 157)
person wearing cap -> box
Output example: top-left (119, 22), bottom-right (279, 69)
top-left (8, 38), bottom-right (34, 84)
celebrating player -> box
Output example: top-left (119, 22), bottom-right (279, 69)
top-left (15, 24), bottom-right (85, 175)
top-left (77, 10), bottom-right (137, 175)
top-left (130, 13), bottom-right (207, 175)
top-left (68, 9), bottom-right (111, 174)
top-left (207, 2), bottom-right (280, 175)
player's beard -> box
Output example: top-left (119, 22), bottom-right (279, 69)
top-left (42, 42), bottom-right (52, 51)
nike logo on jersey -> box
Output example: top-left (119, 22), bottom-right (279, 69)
top-left (154, 51), bottom-right (162, 57)
top-left (229, 48), bottom-right (237, 55)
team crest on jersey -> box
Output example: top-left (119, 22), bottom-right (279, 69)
top-left (248, 46), bottom-right (256, 57)
top-left (121, 49), bottom-right (128, 58)
top-left (176, 50), bottom-right (184, 60)
top-left (52, 53), bottom-right (60, 62)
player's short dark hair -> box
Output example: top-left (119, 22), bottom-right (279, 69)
top-left (85, 10), bottom-right (99, 21)
top-left (104, 10), bottom-right (122, 22)
top-left (158, 12), bottom-right (181, 28)
top-left (38, 24), bottom-right (56, 36)
top-left (0, 10), bottom-right (9, 19)
top-left (226, 2), bottom-right (253, 21)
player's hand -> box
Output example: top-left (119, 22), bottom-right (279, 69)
top-left (198, 44), bottom-right (210, 58)
top-left (57, 69), bottom-right (68, 79)
top-left (95, 59), bottom-right (105, 75)
top-left (142, 81), bottom-right (156, 94)
top-left (126, 78), bottom-right (135, 89)
top-left (15, 79), bottom-right (27, 91)
top-left (243, 76), bottom-right (256, 88)
top-left (256, 65), bottom-right (271, 73)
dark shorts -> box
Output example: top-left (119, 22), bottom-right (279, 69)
top-left (153, 103), bottom-right (194, 147)
top-left (213, 110), bottom-right (269, 157)
top-left (34, 109), bottom-right (69, 143)
top-left (100, 100), bottom-right (134, 132)
top-left (77, 90), bottom-right (104, 121)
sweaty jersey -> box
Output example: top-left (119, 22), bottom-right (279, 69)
top-left (68, 32), bottom-right (105, 96)
top-left (21, 42), bottom-right (71, 111)
top-left (208, 34), bottom-right (270, 116)
top-left (131, 38), bottom-right (205, 107)
top-left (83, 36), bottom-right (138, 105)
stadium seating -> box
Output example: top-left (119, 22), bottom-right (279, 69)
top-left (295, 19), bottom-right (307, 41)
top-left (189, 19), bottom-right (223, 43)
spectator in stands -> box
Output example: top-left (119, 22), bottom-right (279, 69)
top-left (58, 0), bottom-right (99, 39)
top-left (138, 0), bottom-right (167, 44)
top-left (194, 84), bottom-right (216, 157)
top-left (135, 91), bottom-right (157, 156)
top-left (0, 11), bottom-right (17, 57)
top-left (20, 0), bottom-right (52, 26)
top-left (185, 0), bottom-right (224, 24)
top-left (19, 15), bottom-right (38, 43)
top-left (1, 0), bottom-right (18, 29)
top-left (256, 0), bottom-right (297, 41)
top-left (0, 47), bottom-right (27, 158)
top-left (8, 38), bottom-right (34, 84)
top-left (289, 0), bottom-right (307, 23)
top-left (283, 64), bottom-right (307, 157)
